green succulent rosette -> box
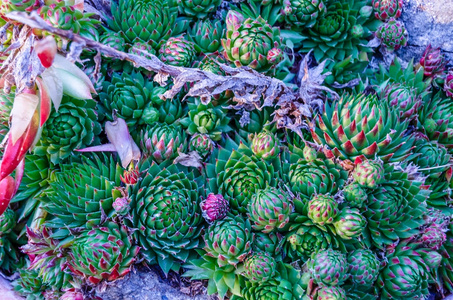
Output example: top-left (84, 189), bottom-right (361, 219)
top-left (282, 147), bottom-right (347, 201)
top-left (68, 222), bottom-right (139, 285)
top-left (333, 208), bottom-right (366, 240)
top-left (222, 16), bottom-right (283, 74)
top-left (342, 183), bottom-right (367, 208)
top-left (243, 251), bottom-right (276, 282)
top-left (317, 286), bottom-right (347, 300)
top-left (239, 262), bottom-right (306, 300)
top-left (376, 240), bottom-right (430, 299)
top-left (308, 194), bottom-right (339, 226)
top-left (187, 19), bottom-right (224, 54)
top-left (352, 160), bottom-right (384, 189)
top-left (206, 137), bottom-right (279, 214)
top-left (408, 137), bottom-right (451, 178)
top-left (312, 93), bottom-right (414, 162)
top-left (300, 0), bottom-right (381, 63)
top-left (308, 248), bottom-right (349, 286)
top-left (252, 232), bottom-right (284, 260)
top-left (250, 130), bottom-right (280, 161)
top-left (107, 0), bottom-right (176, 48)
top-left (378, 83), bottom-right (422, 120)
top-left (42, 154), bottom-right (122, 238)
top-left (138, 123), bottom-right (187, 163)
top-left (13, 267), bottom-right (47, 300)
top-left (203, 215), bottom-right (253, 267)
top-left (372, 0), bottom-right (403, 21)
top-left (0, 0), bottom-right (39, 15)
top-left (131, 160), bottom-right (203, 273)
top-left (0, 208), bottom-right (15, 235)
top-left (159, 37), bottom-right (197, 67)
top-left (151, 85), bottom-right (186, 124)
top-left (282, 0), bottom-right (326, 29)
top-left (21, 227), bottom-right (72, 290)
top-left (284, 201), bottom-right (345, 262)
top-left (375, 18), bottom-right (407, 52)
top-left (181, 99), bottom-right (232, 141)
top-left (419, 91), bottom-right (453, 152)
top-left (35, 96), bottom-right (101, 164)
top-left (100, 71), bottom-right (153, 129)
top-left (348, 249), bottom-right (380, 286)
top-left (177, 0), bottom-right (222, 19)
top-left (189, 133), bottom-right (214, 158)
top-left (361, 164), bottom-right (428, 248)
top-left (247, 186), bottom-right (293, 233)
top-left (37, 0), bottom-right (100, 46)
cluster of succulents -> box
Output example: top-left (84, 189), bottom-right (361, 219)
top-left (1, 0), bottom-right (453, 299)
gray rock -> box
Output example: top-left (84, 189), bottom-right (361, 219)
top-left (398, 0), bottom-right (453, 63)
top-left (96, 267), bottom-right (213, 300)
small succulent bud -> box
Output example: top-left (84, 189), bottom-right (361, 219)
top-left (201, 193), bottom-right (229, 223)
top-left (421, 225), bottom-right (446, 250)
top-left (113, 197), bottom-right (130, 215)
top-left (141, 105), bottom-right (160, 125)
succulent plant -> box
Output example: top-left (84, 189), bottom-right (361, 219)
top-left (250, 130), bottom-right (280, 161)
top-left (247, 187), bottom-right (293, 233)
top-left (181, 99), bottom-right (231, 141)
top-left (43, 154), bottom-right (122, 238)
top-left (100, 71), bottom-right (153, 129)
top-left (301, 0), bottom-right (381, 63)
top-left (377, 240), bottom-right (430, 299)
top-left (0, 0), bottom-right (39, 15)
top-left (240, 262), bottom-right (306, 300)
top-left (419, 91), bottom-right (453, 152)
top-left (342, 183), bottom-right (367, 208)
top-left (201, 193), bottom-right (229, 223)
top-left (107, 0), bottom-right (176, 49)
top-left (177, 0), bottom-right (221, 19)
top-left (37, 0), bottom-right (100, 44)
top-left (21, 227), bottom-right (72, 290)
top-left (100, 31), bottom-right (126, 52)
top-left (35, 97), bottom-right (101, 164)
top-left (187, 19), bottom-right (224, 54)
top-left (282, 149), bottom-right (347, 201)
top-left (189, 133), bottom-right (214, 158)
top-left (421, 225), bottom-right (446, 250)
top-left (348, 249), bottom-right (380, 286)
top-left (131, 160), bottom-right (203, 273)
top-left (333, 208), bottom-right (366, 240)
top-left (419, 44), bottom-right (446, 79)
top-left (158, 37), bottom-right (197, 67)
top-left (151, 85), bottom-right (186, 124)
top-left (408, 137), bottom-right (451, 179)
top-left (252, 232), bottom-right (284, 259)
top-left (243, 252), bottom-right (276, 282)
top-left (309, 248), bottom-right (349, 286)
top-left (363, 164), bottom-right (428, 248)
top-left (352, 160), bottom-right (384, 189)
top-left (308, 194), bottom-right (339, 226)
top-left (68, 222), bottom-right (139, 285)
top-left (376, 18), bottom-right (407, 52)
top-left (138, 123), bottom-right (187, 163)
top-left (444, 70), bottom-right (453, 97)
top-left (203, 215), bottom-right (253, 267)
top-left (317, 286), bottom-right (347, 300)
top-left (222, 16), bottom-right (283, 74)
top-left (312, 93), bottom-right (414, 162)
top-left (282, 0), bottom-right (326, 29)
top-left (379, 83), bottom-right (422, 120)
top-left (206, 137), bottom-right (279, 214)
top-left (372, 0), bottom-right (403, 21)
top-left (14, 267), bottom-right (47, 300)
top-left (0, 208), bottom-right (15, 235)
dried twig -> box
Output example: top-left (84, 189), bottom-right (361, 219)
top-left (5, 11), bottom-right (315, 134)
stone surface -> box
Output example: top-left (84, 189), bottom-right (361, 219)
top-left (398, 0), bottom-right (453, 63)
top-left (96, 266), bottom-right (213, 300)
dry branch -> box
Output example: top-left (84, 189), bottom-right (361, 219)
top-left (5, 11), bottom-right (316, 135)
